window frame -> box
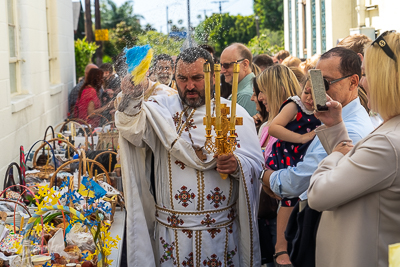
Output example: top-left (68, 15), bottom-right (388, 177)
top-left (46, 0), bottom-right (57, 84)
top-left (7, 0), bottom-right (22, 95)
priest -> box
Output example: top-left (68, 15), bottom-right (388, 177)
top-left (116, 47), bottom-right (263, 266)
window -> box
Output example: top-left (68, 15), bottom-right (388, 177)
top-left (311, 0), bottom-right (316, 55)
top-left (289, 0), bottom-right (293, 55)
top-left (7, 0), bottom-right (21, 94)
top-left (320, 0), bottom-right (326, 53)
top-left (295, 0), bottom-right (299, 57)
top-left (46, 0), bottom-right (56, 84)
top-left (303, 1), bottom-right (307, 58)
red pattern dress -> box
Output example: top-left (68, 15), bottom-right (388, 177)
top-left (75, 86), bottom-right (101, 128)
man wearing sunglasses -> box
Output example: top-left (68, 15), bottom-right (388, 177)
top-left (220, 43), bottom-right (258, 116)
top-left (260, 47), bottom-right (374, 267)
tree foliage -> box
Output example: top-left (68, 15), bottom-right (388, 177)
top-left (102, 21), bottom-right (138, 61)
top-left (254, 0), bottom-right (284, 31)
top-left (136, 31), bottom-right (184, 56)
top-left (74, 37), bottom-right (99, 81)
top-left (247, 29), bottom-right (284, 56)
top-left (100, 0), bottom-right (142, 31)
top-left (195, 13), bottom-right (257, 55)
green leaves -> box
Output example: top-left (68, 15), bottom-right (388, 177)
top-left (136, 31), bottom-right (184, 56)
top-left (100, 0), bottom-right (142, 31)
top-left (74, 37), bottom-right (98, 81)
top-left (254, 0), bottom-right (284, 31)
top-left (247, 29), bottom-right (284, 56)
top-left (195, 13), bottom-right (257, 56)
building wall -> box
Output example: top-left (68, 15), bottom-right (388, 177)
top-left (0, 0), bottom-right (75, 177)
top-left (285, 0), bottom-right (400, 58)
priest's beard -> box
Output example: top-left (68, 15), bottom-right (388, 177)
top-left (177, 84), bottom-right (206, 108)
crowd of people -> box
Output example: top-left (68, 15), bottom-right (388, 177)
top-left (68, 31), bottom-right (400, 267)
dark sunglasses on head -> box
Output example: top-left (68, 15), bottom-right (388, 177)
top-left (221, 58), bottom-right (245, 69)
top-left (371, 30), bottom-right (397, 62)
top-left (323, 74), bottom-right (353, 91)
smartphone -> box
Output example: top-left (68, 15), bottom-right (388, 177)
top-left (309, 69), bottom-right (328, 111)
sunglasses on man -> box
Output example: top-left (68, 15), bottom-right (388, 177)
top-left (221, 58), bottom-right (245, 69)
top-left (323, 74), bottom-right (354, 91)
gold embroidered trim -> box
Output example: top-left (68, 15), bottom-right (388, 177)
top-left (196, 170), bottom-right (202, 211)
top-left (177, 108), bottom-right (196, 137)
top-left (195, 231), bottom-right (201, 266)
top-left (200, 171), bottom-right (205, 211)
top-left (198, 230), bottom-right (202, 265)
top-left (174, 230), bottom-right (180, 266)
top-left (175, 107), bottom-right (189, 132)
top-left (144, 81), bottom-right (160, 100)
top-left (224, 227), bottom-right (229, 267)
top-left (237, 157), bottom-right (254, 266)
top-left (227, 178), bottom-right (233, 205)
top-left (156, 202), bottom-right (236, 216)
top-left (168, 152), bottom-right (174, 209)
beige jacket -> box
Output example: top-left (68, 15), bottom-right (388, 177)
top-left (308, 116), bottom-right (400, 267)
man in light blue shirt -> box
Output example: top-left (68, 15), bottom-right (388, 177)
top-left (260, 47), bottom-right (374, 266)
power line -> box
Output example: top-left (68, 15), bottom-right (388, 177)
top-left (211, 0), bottom-right (229, 14)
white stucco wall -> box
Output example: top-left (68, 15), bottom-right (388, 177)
top-left (366, 0), bottom-right (400, 32)
top-left (0, 0), bottom-right (75, 178)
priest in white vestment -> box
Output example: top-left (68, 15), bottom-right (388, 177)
top-left (116, 47), bottom-right (264, 266)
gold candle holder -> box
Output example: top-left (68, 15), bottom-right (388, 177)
top-left (203, 63), bottom-right (243, 179)
top-left (230, 63), bottom-right (240, 131)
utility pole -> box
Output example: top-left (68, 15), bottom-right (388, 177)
top-left (85, 0), bottom-right (93, 42)
top-left (203, 9), bottom-right (212, 18)
top-left (166, 3), bottom-right (180, 35)
top-left (187, 0), bottom-right (191, 47)
top-left (166, 6), bottom-right (169, 35)
top-left (94, 0), bottom-right (102, 65)
top-left (211, 0), bottom-right (228, 14)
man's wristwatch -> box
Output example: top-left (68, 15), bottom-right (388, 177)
top-left (259, 168), bottom-right (267, 186)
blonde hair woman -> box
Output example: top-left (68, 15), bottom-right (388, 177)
top-left (257, 64), bottom-right (301, 124)
top-left (309, 31), bottom-right (400, 267)
top-left (256, 64), bottom-right (301, 267)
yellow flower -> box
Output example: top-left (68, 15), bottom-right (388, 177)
top-left (33, 224), bottom-right (43, 236)
top-left (37, 186), bottom-right (49, 198)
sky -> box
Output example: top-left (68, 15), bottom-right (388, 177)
top-left (111, 0), bottom-right (254, 34)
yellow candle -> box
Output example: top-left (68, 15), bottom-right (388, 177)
top-left (230, 63), bottom-right (240, 130)
top-left (214, 64), bottom-right (222, 132)
top-left (203, 63), bottom-right (211, 129)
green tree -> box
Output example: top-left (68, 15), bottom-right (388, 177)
top-left (103, 21), bottom-right (138, 60)
top-left (247, 29), bottom-right (284, 55)
top-left (195, 13), bottom-right (257, 55)
top-left (100, 0), bottom-right (142, 31)
top-left (136, 31), bottom-right (184, 56)
top-left (74, 37), bottom-right (99, 81)
top-left (254, 0), bottom-right (284, 31)
top-left (144, 23), bottom-right (156, 32)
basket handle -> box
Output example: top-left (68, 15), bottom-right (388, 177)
top-left (50, 158), bottom-right (111, 188)
top-left (25, 140), bottom-right (57, 168)
top-left (3, 162), bottom-right (22, 198)
top-left (0, 198), bottom-right (32, 217)
top-left (90, 150), bottom-right (118, 174)
top-left (87, 113), bottom-right (110, 125)
top-left (57, 118), bottom-right (94, 150)
top-left (32, 138), bottom-right (79, 169)
top-left (42, 126), bottom-right (55, 154)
